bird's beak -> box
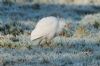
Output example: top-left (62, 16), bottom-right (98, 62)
top-left (64, 24), bottom-right (68, 28)
top-left (64, 23), bottom-right (71, 28)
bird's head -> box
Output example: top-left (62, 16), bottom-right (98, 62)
top-left (59, 18), bottom-right (68, 29)
top-left (58, 18), bottom-right (72, 35)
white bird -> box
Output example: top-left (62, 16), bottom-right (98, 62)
top-left (31, 16), bottom-right (67, 46)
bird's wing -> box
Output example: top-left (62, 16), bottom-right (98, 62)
top-left (31, 29), bottom-right (43, 40)
top-left (31, 28), bottom-right (46, 40)
top-left (31, 23), bottom-right (55, 41)
top-left (31, 16), bottom-right (58, 41)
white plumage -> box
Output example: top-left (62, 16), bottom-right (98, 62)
top-left (31, 16), bottom-right (66, 45)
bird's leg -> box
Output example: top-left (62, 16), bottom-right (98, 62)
top-left (38, 38), bottom-right (43, 47)
top-left (44, 37), bottom-right (49, 47)
top-left (59, 31), bottom-right (65, 36)
top-left (42, 37), bottom-right (51, 47)
top-left (38, 38), bottom-right (48, 47)
top-left (38, 37), bottom-right (52, 47)
top-left (46, 39), bottom-right (51, 46)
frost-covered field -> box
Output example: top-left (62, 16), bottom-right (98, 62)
top-left (0, 3), bottom-right (100, 66)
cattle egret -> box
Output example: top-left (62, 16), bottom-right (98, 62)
top-left (31, 16), bottom-right (67, 46)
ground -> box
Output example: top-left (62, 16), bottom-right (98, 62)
top-left (0, 3), bottom-right (100, 66)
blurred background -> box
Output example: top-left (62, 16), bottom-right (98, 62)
top-left (0, 0), bottom-right (100, 5)
top-left (0, 0), bottom-right (100, 21)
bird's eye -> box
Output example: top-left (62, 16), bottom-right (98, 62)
top-left (64, 24), bottom-right (67, 28)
